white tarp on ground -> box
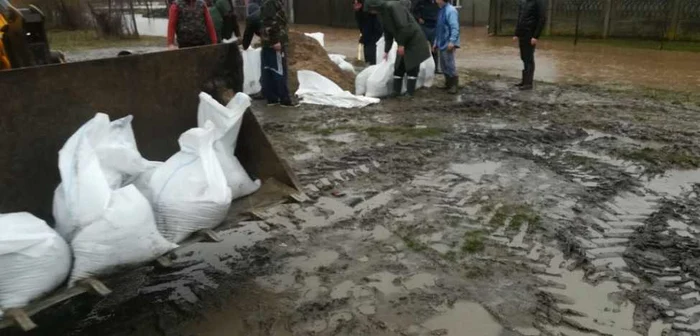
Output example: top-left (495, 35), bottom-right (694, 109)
top-left (304, 32), bottom-right (325, 48)
top-left (362, 37), bottom-right (435, 98)
top-left (296, 70), bottom-right (379, 108)
top-left (0, 212), bottom-right (71, 310)
top-left (241, 48), bottom-right (262, 95)
top-left (328, 54), bottom-right (356, 74)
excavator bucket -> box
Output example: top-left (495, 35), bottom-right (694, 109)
top-left (0, 42), bottom-right (303, 331)
top-left (0, 42), bottom-right (301, 222)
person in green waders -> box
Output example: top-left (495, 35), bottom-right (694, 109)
top-left (365, 0), bottom-right (431, 97)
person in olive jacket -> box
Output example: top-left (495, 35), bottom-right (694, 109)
top-left (513, 0), bottom-right (547, 90)
top-left (365, 0), bottom-right (431, 97)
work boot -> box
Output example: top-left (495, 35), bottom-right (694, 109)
top-left (448, 76), bottom-right (459, 94)
top-left (391, 76), bottom-right (403, 97)
top-left (405, 77), bottom-right (418, 97)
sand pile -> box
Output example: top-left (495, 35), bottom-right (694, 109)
top-left (287, 30), bottom-right (355, 94)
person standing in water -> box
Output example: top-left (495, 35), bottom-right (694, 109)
top-left (365, 0), bottom-right (431, 97)
top-left (513, 0), bottom-right (547, 91)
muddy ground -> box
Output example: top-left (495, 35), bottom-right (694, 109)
top-left (6, 69), bottom-right (700, 336)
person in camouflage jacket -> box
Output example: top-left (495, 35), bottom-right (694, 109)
top-left (259, 0), bottom-right (296, 107)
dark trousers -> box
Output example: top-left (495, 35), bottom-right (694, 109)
top-left (222, 13), bottom-right (240, 39)
top-left (261, 46), bottom-right (291, 104)
top-left (394, 56), bottom-right (420, 78)
top-left (364, 42), bottom-right (377, 65)
top-left (518, 36), bottom-right (536, 83)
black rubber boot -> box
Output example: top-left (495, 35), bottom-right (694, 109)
top-left (405, 77), bottom-right (418, 97)
top-left (515, 70), bottom-right (525, 87)
top-left (519, 69), bottom-right (534, 91)
top-left (448, 76), bottom-right (459, 94)
top-left (391, 76), bottom-right (403, 97)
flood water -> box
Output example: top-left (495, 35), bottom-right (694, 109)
top-left (299, 24), bottom-right (700, 93)
top-left (132, 17), bottom-right (700, 92)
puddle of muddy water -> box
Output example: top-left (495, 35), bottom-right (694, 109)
top-left (540, 251), bottom-right (640, 336)
top-left (422, 301), bottom-right (503, 336)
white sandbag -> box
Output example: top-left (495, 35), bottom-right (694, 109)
top-left (328, 54), bottom-right (356, 74)
top-left (146, 122), bottom-right (233, 243)
top-left (132, 160), bottom-right (162, 202)
top-left (304, 32), bottom-right (325, 48)
top-left (197, 92), bottom-right (261, 199)
top-left (53, 113), bottom-right (150, 241)
top-left (355, 65), bottom-right (377, 96)
top-left (365, 60), bottom-right (395, 98)
top-left (69, 185), bottom-right (176, 285)
top-left (241, 48), bottom-right (262, 95)
top-left (0, 212), bottom-right (71, 309)
top-left (417, 55), bottom-right (436, 88)
top-left (296, 70), bottom-right (379, 108)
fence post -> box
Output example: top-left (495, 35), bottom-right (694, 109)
top-left (546, 0), bottom-right (553, 35)
top-left (667, 0), bottom-right (681, 40)
top-left (472, 0), bottom-right (476, 27)
top-left (496, 0), bottom-right (502, 35)
top-left (602, 0), bottom-right (612, 38)
top-left (288, 0), bottom-right (295, 24)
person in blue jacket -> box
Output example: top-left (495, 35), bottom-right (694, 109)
top-left (434, 0), bottom-right (460, 94)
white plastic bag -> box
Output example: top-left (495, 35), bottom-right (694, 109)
top-left (365, 60), bottom-right (395, 98)
top-left (328, 54), bottom-right (356, 74)
top-left (53, 113), bottom-right (150, 241)
top-left (197, 92), bottom-right (261, 199)
top-left (417, 56), bottom-right (436, 88)
top-left (297, 70), bottom-right (379, 108)
top-left (0, 212), bottom-right (71, 308)
top-left (69, 185), bottom-right (176, 285)
top-left (355, 65), bottom-right (377, 96)
top-left (305, 32), bottom-right (325, 48)
top-left (146, 122), bottom-right (233, 243)
top-left (241, 48), bottom-right (262, 95)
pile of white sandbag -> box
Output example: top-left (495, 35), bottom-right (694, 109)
top-left (0, 93), bottom-right (262, 312)
top-left (328, 54), bottom-right (356, 75)
top-left (356, 37), bottom-right (435, 97)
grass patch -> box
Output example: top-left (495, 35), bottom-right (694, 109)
top-left (462, 230), bottom-right (486, 253)
top-left (484, 203), bottom-right (541, 233)
top-left (48, 29), bottom-right (165, 52)
top-left (403, 236), bottom-right (426, 252)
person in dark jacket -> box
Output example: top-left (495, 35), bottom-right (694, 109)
top-left (354, 0), bottom-right (383, 65)
top-left (167, 0), bottom-right (218, 48)
top-left (412, 0), bottom-right (439, 73)
top-left (365, 0), bottom-right (431, 97)
top-left (260, 0), bottom-right (297, 107)
top-left (242, 2), bottom-right (261, 50)
top-left (513, 0), bottom-right (547, 90)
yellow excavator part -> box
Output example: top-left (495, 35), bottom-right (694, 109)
top-left (0, 14), bottom-right (10, 70)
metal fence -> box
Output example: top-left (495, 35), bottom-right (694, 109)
top-left (293, 0), bottom-right (491, 29)
top-left (490, 0), bottom-right (700, 41)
